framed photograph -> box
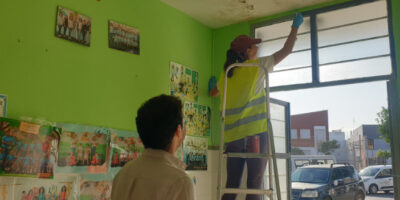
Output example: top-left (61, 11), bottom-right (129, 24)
top-left (55, 6), bottom-right (92, 46)
top-left (109, 20), bottom-right (140, 55)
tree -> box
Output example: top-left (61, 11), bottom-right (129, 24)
top-left (291, 147), bottom-right (305, 155)
top-left (318, 140), bottom-right (340, 155)
top-left (376, 107), bottom-right (390, 143)
top-left (376, 149), bottom-right (391, 165)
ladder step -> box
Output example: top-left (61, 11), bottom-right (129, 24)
top-left (223, 153), bottom-right (271, 158)
top-left (221, 188), bottom-right (273, 195)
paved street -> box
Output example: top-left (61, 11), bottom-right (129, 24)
top-left (365, 192), bottom-right (394, 200)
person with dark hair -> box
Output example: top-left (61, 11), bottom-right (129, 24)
top-left (111, 94), bottom-right (194, 200)
top-left (209, 14), bottom-right (303, 200)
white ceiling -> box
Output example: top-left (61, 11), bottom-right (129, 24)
top-left (161, 0), bottom-right (337, 28)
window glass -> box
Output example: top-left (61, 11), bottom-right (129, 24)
top-left (291, 129), bottom-right (298, 139)
top-left (300, 129), bottom-right (311, 139)
top-left (378, 169), bottom-right (392, 178)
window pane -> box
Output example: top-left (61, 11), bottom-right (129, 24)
top-left (291, 129), bottom-right (298, 139)
top-left (269, 67), bottom-right (312, 87)
top-left (318, 18), bottom-right (388, 47)
top-left (258, 33), bottom-right (311, 56)
top-left (319, 37), bottom-right (390, 64)
top-left (271, 120), bottom-right (286, 138)
top-left (255, 17), bottom-right (310, 41)
top-left (270, 103), bottom-right (285, 121)
top-left (320, 56), bottom-right (392, 82)
top-left (317, 1), bottom-right (387, 30)
top-left (300, 129), bottom-right (311, 139)
top-left (274, 136), bottom-right (286, 153)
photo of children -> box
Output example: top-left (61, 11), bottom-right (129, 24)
top-left (169, 62), bottom-right (199, 102)
top-left (184, 102), bottom-right (210, 137)
top-left (56, 6), bottom-right (91, 46)
top-left (57, 124), bottom-right (110, 173)
top-left (0, 95), bottom-right (6, 118)
top-left (0, 118), bottom-right (60, 179)
top-left (109, 21), bottom-right (140, 55)
top-left (15, 183), bottom-right (73, 200)
top-left (110, 134), bottom-right (144, 167)
top-left (183, 136), bottom-right (208, 170)
top-left (80, 180), bottom-right (112, 200)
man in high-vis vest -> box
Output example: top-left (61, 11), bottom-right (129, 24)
top-left (210, 13), bottom-right (303, 200)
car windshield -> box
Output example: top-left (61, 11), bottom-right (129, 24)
top-left (291, 168), bottom-right (331, 184)
top-left (359, 167), bottom-right (380, 176)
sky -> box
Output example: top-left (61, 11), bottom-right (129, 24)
top-left (270, 81), bottom-right (388, 139)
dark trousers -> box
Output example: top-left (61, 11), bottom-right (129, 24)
top-left (222, 132), bottom-right (268, 200)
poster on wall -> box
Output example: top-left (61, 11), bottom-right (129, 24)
top-left (169, 62), bottom-right (199, 102)
top-left (55, 6), bottom-right (92, 46)
top-left (0, 95), bottom-right (6, 118)
top-left (110, 132), bottom-right (144, 168)
top-left (184, 102), bottom-right (210, 137)
top-left (0, 118), bottom-right (61, 179)
top-left (57, 123), bottom-right (110, 173)
top-left (13, 176), bottom-right (77, 200)
top-left (80, 179), bottom-right (112, 200)
top-left (109, 20), bottom-right (140, 55)
top-left (183, 136), bottom-right (207, 170)
top-left (0, 177), bottom-right (15, 200)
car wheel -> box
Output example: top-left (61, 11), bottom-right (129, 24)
top-left (355, 191), bottom-right (365, 200)
top-left (369, 184), bottom-right (378, 194)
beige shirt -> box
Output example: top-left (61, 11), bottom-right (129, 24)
top-left (111, 149), bottom-right (195, 200)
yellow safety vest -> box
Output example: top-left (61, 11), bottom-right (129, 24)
top-left (218, 60), bottom-right (268, 143)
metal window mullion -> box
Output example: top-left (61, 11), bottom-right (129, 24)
top-left (310, 14), bottom-right (320, 84)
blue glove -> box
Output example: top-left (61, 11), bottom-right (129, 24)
top-left (292, 13), bottom-right (304, 29)
top-left (208, 76), bottom-right (217, 93)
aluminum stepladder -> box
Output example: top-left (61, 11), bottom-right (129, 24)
top-left (217, 63), bottom-right (281, 200)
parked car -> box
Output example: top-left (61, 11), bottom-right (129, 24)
top-left (359, 165), bottom-right (393, 194)
top-left (291, 163), bottom-right (365, 200)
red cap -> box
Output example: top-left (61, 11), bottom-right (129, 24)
top-left (230, 35), bottom-right (262, 53)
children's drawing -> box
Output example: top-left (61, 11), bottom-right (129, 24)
top-left (183, 136), bottom-right (207, 170)
top-left (0, 118), bottom-right (60, 179)
top-left (57, 124), bottom-right (110, 173)
top-left (184, 102), bottom-right (210, 137)
top-left (80, 179), bottom-right (112, 200)
top-left (169, 62), bottom-right (199, 102)
top-left (110, 133), bottom-right (144, 168)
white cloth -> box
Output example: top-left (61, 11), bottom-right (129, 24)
top-left (111, 149), bottom-right (195, 200)
top-left (254, 56), bottom-right (276, 95)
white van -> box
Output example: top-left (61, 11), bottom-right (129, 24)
top-left (291, 155), bottom-right (336, 172)
top-left (359, 165), bottom-right (393, 194)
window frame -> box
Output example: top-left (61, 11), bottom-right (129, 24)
top-left (250, 0), bottom-right (394, 92)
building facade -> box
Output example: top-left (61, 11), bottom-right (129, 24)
top-left (348, 125), bottom-right (391, 170)
top-left (291, 110), bottom-right (329, 155)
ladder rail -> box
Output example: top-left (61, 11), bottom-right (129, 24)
top-left (217, 63), bottom-right (281, 200)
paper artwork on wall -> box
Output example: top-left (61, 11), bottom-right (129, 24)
top-left (80, 179), bottom-right (112, 200)
top-left (110, 133), bottom-right (144, 168)
top-left (184, 102), bottom-right (210, 137)
top-left (13, 176), bottom-right (77, 200)
top-left (183, 136), bottom-right (207, 170)
top-left (57, 123), bottom-right (110, 174)
top-left (170, 62), bottom-right (199, 102)
top-left (109, 21), bottom-right (140, 55)
top-left (0, 118), bottom-right (61, 179)
top-left (0, 95), bottom-right (6, 118)
top-left (55, 6), bottom-right (92, 46)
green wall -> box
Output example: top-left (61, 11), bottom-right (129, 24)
top-left (0, 0), bottom-right (212, 133)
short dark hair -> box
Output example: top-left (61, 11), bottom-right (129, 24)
top-left (136, 95), bottom-right (183, 150)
